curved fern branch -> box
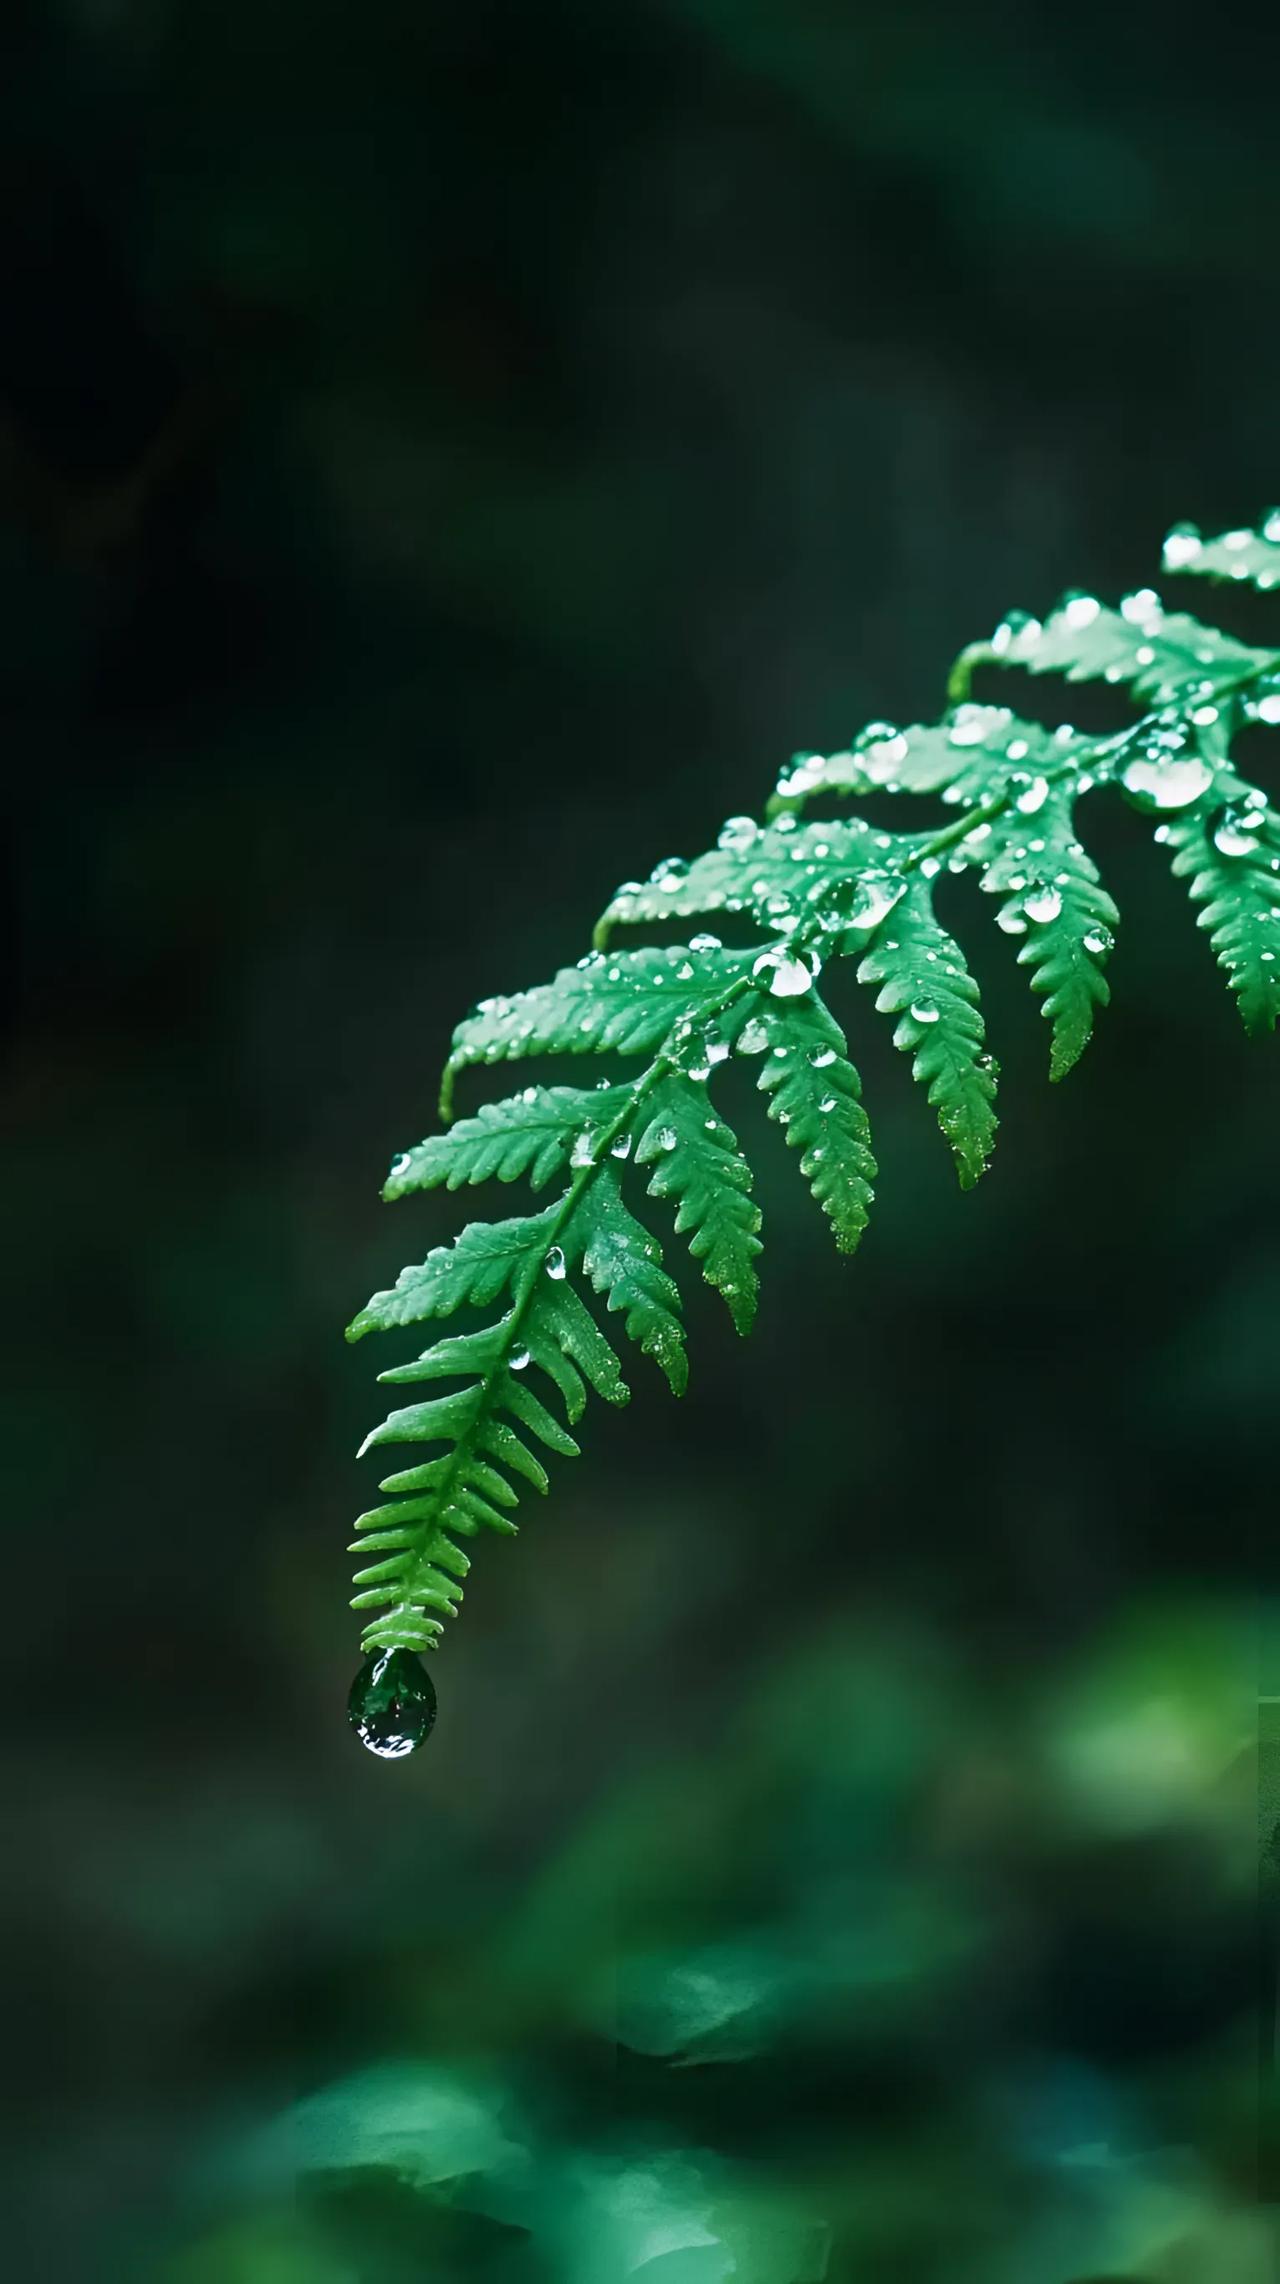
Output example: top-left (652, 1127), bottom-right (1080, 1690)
top-left (345, 516), bottom-right (1280, 1724)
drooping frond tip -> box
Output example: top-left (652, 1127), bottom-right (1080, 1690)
top-left (345, 515), bottom-right (1280, 1696)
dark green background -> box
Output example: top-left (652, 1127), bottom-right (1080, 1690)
top-left (4, 2), bottom-right (1277, 2275)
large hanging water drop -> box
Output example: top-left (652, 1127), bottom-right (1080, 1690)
top-left (349, 1647), bottom-right (437, 1759)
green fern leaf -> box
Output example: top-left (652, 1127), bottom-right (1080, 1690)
top-left (771, 706), bottom-right (1091, 814)
top-left (750, 987), bottom-right (876, 1252)
top-left (443, 945), bottom-right (750, 1112)
top-left (1162, 515), bottom-right (1280, 593)
top-left (567, 1167), bottom-right (688, 1392)
top-left (854, 875), bottom-right (997, 1185)
top-left (1163, 783), bottom-right (1280, 1033)
top-left (384, 1086), bottom-right (633, 1197)
top-left (634, 1072), bottom-right (762, 1334)
top-left (348, 1209), bottom-right (558, 1338)
top-left (977, 782), bottom-right (1119, 1078)
top-left (952, 592), bottom-right (1268, 707)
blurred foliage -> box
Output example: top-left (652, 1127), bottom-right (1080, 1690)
top-left (4, 0), bottom-right (1280, 2276)
top-left (154, 1610), bottom-right (1269, 2279)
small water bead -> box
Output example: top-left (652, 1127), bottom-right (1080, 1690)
top-left (545, 1246), bottom-right (566, 1279)
top-left (390, 1151), bottom-right (412, 1181)
top-left (610, 1133), bottom-right (633, 1160)
top-left (1062, 591), bottom-right (1101, 629)
top-left (910, 996), bottom-right (940, 1024)
top-left (1121, 587), bottom-right (1161, 624)
top-left (1023, 882), bottom-right (1063, 925)
top-left (654, 1126), bottom-right (679, 1153)
top-left (859, 728), bottom-right (909, 782)
top-left (1014, 774), bottom-right (1050, 816)
top-left (650, 855), bottom-right (689, 887)
top-left (1212, 805), bottom-right (1263, 858)
top-left (1254, 692), bottom-right (1280, 727)
top-left (510, 1346), bottom-right (531, 1371)
top-left (718, 815), bottom-right (760, 853)
top-left (948, 706), bottom-right (994, 747)
top-left (996, 907), bottom-right (1028, 935)
top-left (570, 1130), bottom-right (597, 1168)
top-left (349, 1648), bottom-right (437, 1760)
top-left (1163, 522), bottom-right (1203, 570)
top-left (752, 947), bottom-right (817, 998)
top-left (818, 1094), bottom-right (837, 1113)
top-left (736, 1017), bottom-right (770, 1055)
top-left (808, 1044), bottom-right (837, 1068)
top-left (1082, 925), bottom-right (1114, 956)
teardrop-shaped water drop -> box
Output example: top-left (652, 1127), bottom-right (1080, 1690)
top-left (545, 1245), bottom-right (566, 1280)
top-left (910, 996), bottom-right (940, 1024)
top-left (349, 1647), bottom-right (437, 1759)
top-left (736, 1017), bottom-right (770, 1055)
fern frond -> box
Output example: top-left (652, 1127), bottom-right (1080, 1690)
top-left (344, 513), bottom-right (1280, 1712)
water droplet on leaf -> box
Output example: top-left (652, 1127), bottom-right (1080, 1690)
top-left (1212, 805), bottom-right (1262, 858)
top-left (1023, 882), bottom-right (1063, 925)
top-left (752, 947), bottom-right (816, 997)
top-left (736, 1017), bottom-right (770, 1055)
top-left (910, 996), bottom-right (940, 1024)
top-left (1121, 750), bottom-right (1213, 812)
top-left (349, 1648), bottom-right (437, 1760)
top-left (844, 874), bottom-right (905, 932)
top-left (1162, 521), bottom-right (1203, 570)
top-left (1014, 775), bottom-right (1050, 816)
top-left (545, 1246), bottom-right (566, 1279)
